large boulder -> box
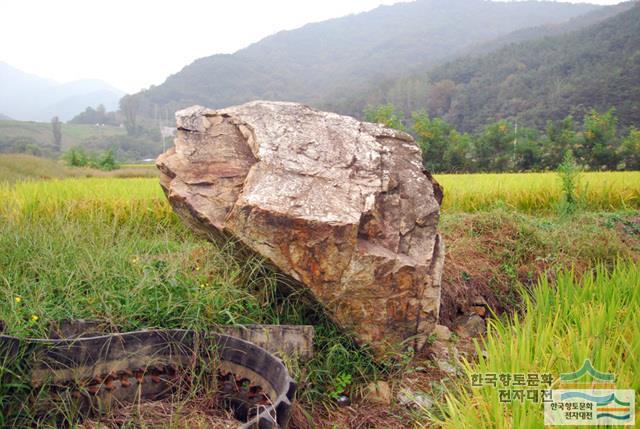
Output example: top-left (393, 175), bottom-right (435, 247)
top-left (157, 101), bottom-right (444, 355)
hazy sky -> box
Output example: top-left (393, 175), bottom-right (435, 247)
top-left (0, 0), bottom-right (624, 94)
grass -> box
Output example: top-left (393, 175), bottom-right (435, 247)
top-left (0, 175), bottom-right (387, 426)
top-left (437, 171), bottom-right (640, 213)
top-left (426, 262), bottom-right (639, 428)
top-left (0, 154), bottom-right (157, 184)
top-left (0, 120), bottom-right (125, 151)
top-left (0, 183), bottom-right (270, 338)
top-left (0, 169), bottom-right (638, 427)
top-left (3, 168), bottom-right (638, 213)
top-left (438, 209), bottom-right (639, 322)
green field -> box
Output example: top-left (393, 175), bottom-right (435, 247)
top-left (0, 165), bottom-right (638, 427)
top-left (0, 120), bottom-right (126, 151)
top-left (0, 154), bottom-right (157, 184)
top-left (0, 120), bottom-right (162, 161)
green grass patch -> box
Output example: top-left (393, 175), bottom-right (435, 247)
top-left (428, 262), bottom-right (639, 428)
top-left (0, 175), bottom-right (391, 424)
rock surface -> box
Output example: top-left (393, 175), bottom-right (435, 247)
top-left (366, 381), bottom-right (392, 405)
top-left (157, 101), bottom-right (444, 354)
top-left (398, 388), bottom-right (434, 410)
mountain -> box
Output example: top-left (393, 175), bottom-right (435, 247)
top-left (0, 114), bottom-right (11, 120)
top-left (326, 2), bottom-right (636, 117)
top-left (128, 0), bottom-right (599, 118)
top-left (467, 1), bottom-right (635, 56)
top-left (0, 62), bottom-right (124, 122)
top-left (411, 4), bottom-right (640, 131)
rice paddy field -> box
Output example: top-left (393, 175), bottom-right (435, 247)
top-left (438, 171), bottom-right (640, 213)
top-left (2, 170), bottom-right (639, 216)
top-left (0, 160), bottom-right (638, 428)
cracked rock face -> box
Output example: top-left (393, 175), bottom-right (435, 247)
top-left (157, 101), bottom-right (444, 354)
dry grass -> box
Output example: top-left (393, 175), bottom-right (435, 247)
top-left (79, 398), bottom-right (239, 429)
top-left (0, 154), bottom-right (157, 184)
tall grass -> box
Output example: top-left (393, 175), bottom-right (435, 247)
top-left (436, 171), bottom-right (640, 213)
top-left (1, 177), bottom-right (166, 220)
top-left (3, 169), bottom-right (639, 214)
top-left (0, 175), bottom-right (388, 422)
top-left (1, 173), bottom-right (639, 425)
top-left (425, 262), bottom-right (640, 428)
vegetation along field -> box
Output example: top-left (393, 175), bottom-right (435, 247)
top-left (0, 157), bottom-right (638, 427)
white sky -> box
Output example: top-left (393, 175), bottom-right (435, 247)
top-left (0, 0), bottom-right (624, 94)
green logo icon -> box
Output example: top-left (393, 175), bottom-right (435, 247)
top-left (560, 359), bottom-right (615, 383)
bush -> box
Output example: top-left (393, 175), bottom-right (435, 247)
top-left (63, 147), bottom-right (119, 171)
top-left (556, 150), bottom-right (581, 215)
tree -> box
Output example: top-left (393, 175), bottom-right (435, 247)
top-left (443, 130), bottom-right (474, 173)
top-left (51, 116), bottom-right (62, 152)
top-left (70, 105), bottom-right (118, 125)
top-left (579, 108), bottom-right (619, 170)
top-left (97, 148), bottom-right (118, 171)
top-left (540, 115), bottom-right (577, 169)
top-left (619, 127), bottom-right (640, 170)
top-left (120, 95), bottom-right (140, 136)
top-left (412, 110), bottom-right (455, 172)
top-left (514, 127), bottom-right (542, 171)
top-left (363, 104), bottom-right (406, 131)
top-left (474, 120), bottom-right (515, 172)
top-left (426, 79), bottom-right (457, 117)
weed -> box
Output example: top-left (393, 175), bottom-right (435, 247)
top-left (328, 373), bottom-right (353, 400)
top-left (556, 150), bottom-right (581, 215)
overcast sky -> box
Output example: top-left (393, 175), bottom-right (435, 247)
top-left (0, 0), bottom-right (624, 94)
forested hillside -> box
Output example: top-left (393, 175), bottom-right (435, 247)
top-left (364, 4), bottom-right (640, 132)
top-left (332, 2), bottom-right (636, 117)
top-left (127, 0), bottom-right (598, 118)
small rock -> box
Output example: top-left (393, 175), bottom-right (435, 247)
top-left (433, 324), bottom-right (451, 341)
top-left (436, 360), bottom-right (457, 376)
top-left (471, 295), bottom-right (488, 307)
top-left (398, 388), bottom-right (434, 410)
top-left (336, 395), bottom-right (351, 407)
top-left (426, 339), bottom-right (461, 363)
top-left (366, 381), bottom-right (392, 405)
top-left (456, 314), bottom-right (487, 338)
top-left (470, 305), bottom-right (487, 318)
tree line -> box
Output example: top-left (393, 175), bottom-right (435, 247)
top-left (364, 104), bottom-right (640, 173)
